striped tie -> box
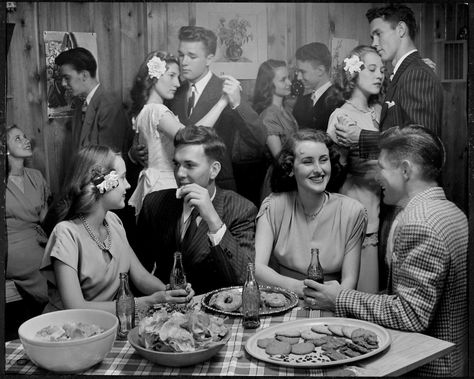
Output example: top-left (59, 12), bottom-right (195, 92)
top-left (187, 84), bottom-right (196, 117)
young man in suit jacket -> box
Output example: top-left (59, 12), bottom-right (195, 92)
top-left (136, 125), bottom-right (257, 295)
top-left (55, 47), bottom-right (142, 249)
top-left (167, 26), bottom-right (265, 193)
top-left (334, 5), bottom-right (444, 288)
top-left (292, 42), bottom-right (337, 132)
top-left (304, 125), bottom-right (468, 377)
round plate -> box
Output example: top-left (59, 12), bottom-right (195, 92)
top-left (127, 326), bottom-right (230, 367)
top-left (245, 317), bottom-right (391, 368)
top-left (201, 285), bottom-right (298, 317)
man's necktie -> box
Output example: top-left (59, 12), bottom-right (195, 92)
top-left (187, 84), bottom-right (196, 117)
top-left (310, 90), bottom-right (318, 106)
top-left (182, 208), bottom-right (199, 246)
top-left (81, 99), bottom-right (88, 124)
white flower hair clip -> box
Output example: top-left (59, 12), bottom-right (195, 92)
top-left (93, 170), bottom-right (120, 194)
top-left (343, 55), bottom-right (364, 75)
top-left (147, 56), bottom-right (167, 80)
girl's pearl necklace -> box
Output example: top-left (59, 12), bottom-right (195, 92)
top-left (79, 214), bottom-right (111, 254)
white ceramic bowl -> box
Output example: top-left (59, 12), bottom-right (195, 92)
top-left (18, 309), bottom-right (118, 374)
top-left (128, 326), bottom-right (230, 367)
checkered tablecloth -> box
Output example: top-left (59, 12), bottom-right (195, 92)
top-left (5, 305), bottom-right (335, 376)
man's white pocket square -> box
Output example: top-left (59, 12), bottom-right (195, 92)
top-left (385, 101), bottom-right (395, 108)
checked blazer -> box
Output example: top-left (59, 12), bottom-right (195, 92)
top-left (135, 187), bottom-right (257, 295)
top-left (335, 187), bottom-right (468, 376)
top-left (359, 51), bottom-right (443, 158)
top-left (167, 74), bottom-right (265, 191)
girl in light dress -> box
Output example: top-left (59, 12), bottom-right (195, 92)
top-left (326, 45), bottom-right (386, 293)
top-left (41, 145), bottom-right (194, 315)
top-left (252, 59), bottom-right (299, 202)
top-left (128, 51), bottom-right (229, 217)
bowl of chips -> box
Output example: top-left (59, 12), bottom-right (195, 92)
top-left (128, 305), bottom-right (230, 367)
top-left (18, 309), bottom-right (118, 373)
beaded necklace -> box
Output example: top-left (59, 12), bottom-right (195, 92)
top-left (303, 193), bottom-right (327, 220)
top-left (346, 100), bottom-right (378, 122)
top-left (79, 214), bottom-right (111, 254)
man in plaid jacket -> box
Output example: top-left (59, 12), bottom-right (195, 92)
top-left (303, 125), bottom-right (468, 377)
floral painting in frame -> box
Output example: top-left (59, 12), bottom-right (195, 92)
top-left (196, 3), bottom-right (267, 79)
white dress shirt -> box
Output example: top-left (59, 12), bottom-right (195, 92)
top-left (311, 81), bottom-right (332, 106)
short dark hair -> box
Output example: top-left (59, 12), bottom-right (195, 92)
top-left (55, 47), bottom-right (98, 78)
top-left (174, 125), bottom-right (226, 163)
top-left (178, 26), bottom-right (217, 56)
top-left (295, 42), bottom-right (331, 72)
top-left (379, 125), bottom-right (445, 182)
top-left (366, 4), bottom-right (418, 40)
top-left (271, 129), bottom-right (346, 193)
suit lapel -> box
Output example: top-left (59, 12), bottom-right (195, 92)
top-left (188, 74), bottom-right (223, 124)
top-left (381, 52), bottom-right (419, 125)
top-left (79, 86), bottom-right (103, 146)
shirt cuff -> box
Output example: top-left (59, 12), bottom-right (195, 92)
top-left (230, 102), bottom-right (240, 110)
top-left (207, 223), bottom-right (227, 246)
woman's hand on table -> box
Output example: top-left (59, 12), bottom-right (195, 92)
top-left (302, 279), bottom-right (343, 312)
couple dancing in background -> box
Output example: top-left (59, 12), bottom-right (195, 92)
top-left (128, 26), bottom-right (264, 216)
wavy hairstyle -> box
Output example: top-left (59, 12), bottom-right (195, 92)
top-left (130, 51), bottom-right (179, 118)
top-left (252, 59), bottom-right (287, 114)
top-left (44, 145), bottom-right (120, 234)
top-left (271, 129), bottom-right (346, 193)
top-left (328, 45), bottom-right (386, 109)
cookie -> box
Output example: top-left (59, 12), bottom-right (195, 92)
top-left (312, 336), bottom-right (332, 347)
top-left (264, 292), bottom-right (287, 307)
top-left (346, 341), bottom-right (370, 354)
top-left (291, 342), bottom-right (315, 355)
top-left (257, 338), bottom-right (276, 349)
top-left (275, 329), bottom-right (301, 338)
top-left (351, 328), bottom-right (378, 345)
top-left (311, 324), bottom-right (332, 335)
top-left (265, 340), bottom-right (292, 355)
top-left (327, 324), bottom-right (345, 337)
top-left (275, 335), bottom-right (300, 344)
top-left (321, 336), bottom-right (347, 350)
top-left (301, 329), bottom-right (326, 341)
top-left (323, 348), bottom-right (348, 361)
top-left (339, 346), bottom-right (361, 358)
top-left (342, 326), bottom-right (357, 339)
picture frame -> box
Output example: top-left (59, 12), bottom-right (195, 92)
top-left (196, 3), bottom-right (267, 79)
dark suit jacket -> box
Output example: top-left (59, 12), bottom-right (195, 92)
top-left (71, 85), bottom-right (132, 155)
top-left (292, 85), bottom-right (336, 131)
top-left (136, 187), bottom-right (257, 295)
top-left (167, 74), bottom-right (265, 191)
top-left (359, 51), bottom-right (443, 158)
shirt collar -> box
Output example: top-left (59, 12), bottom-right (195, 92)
top-left (392, 49), bottom-right (417, 76)
top-left (191, 70), bottom-right (212, 96)
top-left (311, 81), bottom-right (332, 105)
top-left (85, 83), bottom-right (100, 105)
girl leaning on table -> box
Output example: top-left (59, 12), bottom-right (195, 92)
top-left (40, 145), bottom-right (194, 315)
top-left (254, 129), bottom-right (368, 299)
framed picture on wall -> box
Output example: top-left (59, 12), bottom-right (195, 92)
top-left (196, 3), bottom-right (267, 79)
top-left (44, 31), bottom-right (98, 119)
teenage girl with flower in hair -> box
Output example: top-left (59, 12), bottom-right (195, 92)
top-left (128, 51), bottom-right (229, 217)
top-left (41, 145), bottom-right (194, 314)
top-left (326, 45), bottom-right (386, 293)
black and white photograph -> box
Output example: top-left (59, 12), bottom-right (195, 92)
top-left (1, 2), bottom-right (472, 377)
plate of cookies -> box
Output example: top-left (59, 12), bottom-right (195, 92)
top-left (201, 285), bottom-right (298, 317)
top-left (245, 317), bottom-right (391, 368)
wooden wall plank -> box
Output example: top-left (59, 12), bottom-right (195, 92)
top-left (119, 3), bottom-right (147, 104)
top-left (167, 3), bottom-right (190, 56)
top-left (266, 4), bottom-right (287, 61)
top-left (67, 2), bottom-right (94, 32)
top-left (37, 2), bottom-right (69, 194)
top-left (94, 3), bottom-right (123, 101)
top-left (146, 3), bottom-right (168, 53)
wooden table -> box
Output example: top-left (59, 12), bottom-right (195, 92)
top-left (4, 300), bottom-right (454, 376)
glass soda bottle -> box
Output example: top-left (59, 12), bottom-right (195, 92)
top-left (116, 272), bottom-right (135, 339)
top-left (307, 248), bottom-right (324, 284)
top-left (170, 252), bottom-right (187, 290)
top-left (242, 262), bottom-right (261, 329)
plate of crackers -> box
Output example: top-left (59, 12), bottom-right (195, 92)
top-left (245, 317), bottom-right (391, 368)
top-left (201, 285), bottom-right (298, 317)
